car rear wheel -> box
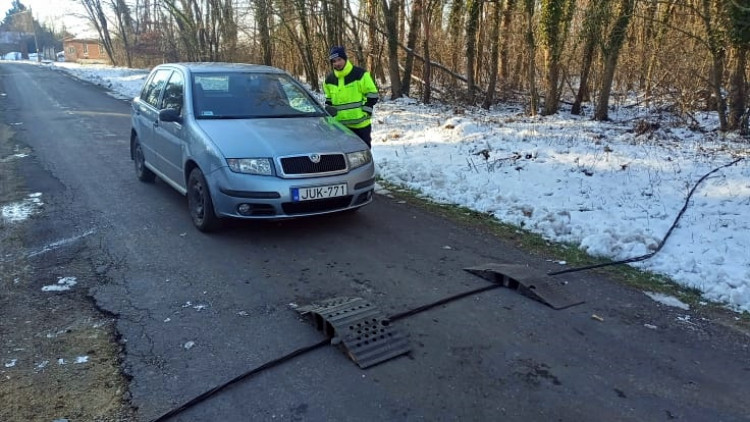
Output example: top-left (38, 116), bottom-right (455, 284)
top-left (133, 136), bottom-right (155, 183)
top-left (188, 168), bottom-right (220, 232)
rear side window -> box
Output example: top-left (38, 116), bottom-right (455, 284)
top-left (140, 69), bottom-right (172, 108)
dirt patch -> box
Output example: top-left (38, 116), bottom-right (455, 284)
top-left (0, 124), bottom-right (134, 422)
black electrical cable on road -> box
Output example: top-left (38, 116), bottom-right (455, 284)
top-left (150, 157), bottom-right (745, 421)
top-left (148, 283), bottom-right (503, 422)
top-left (149, 338), bottom-right (330, 422)
top-left (548, 157), bottom-right (745, 276)
top-left (386, 284), bottom-right (502, 322)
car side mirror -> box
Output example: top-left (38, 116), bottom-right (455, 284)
top-left (159, 108), bottom-right (182, 123)
top-left (325, 105), bottom-right (338, 117)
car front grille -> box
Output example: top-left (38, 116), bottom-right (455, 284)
top-left (280, 154), bottom-right (346, 175)
top-left (282, 196), bottom-right (353, 214)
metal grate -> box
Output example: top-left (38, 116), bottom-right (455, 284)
top-left (296, 297), bottom-right (410, 369)
top-left (464, 263), bottom-right (584, 310)
top-left (280, 154), bottom-right (346, 175)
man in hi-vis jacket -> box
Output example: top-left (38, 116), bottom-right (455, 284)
top-left (323, 46), bottom-right (379, 148)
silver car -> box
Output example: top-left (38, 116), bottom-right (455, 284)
top-left (130, 63), bottom-right (375, 231)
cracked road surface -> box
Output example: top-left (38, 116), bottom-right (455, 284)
top-left (1, 62), bottom-right (749, 422)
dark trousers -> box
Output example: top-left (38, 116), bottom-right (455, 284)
top-left (349, 125), bottom-right (372, 149)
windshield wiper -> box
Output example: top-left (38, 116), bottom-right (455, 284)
top-left (263, 113), bottom-right (322, 118)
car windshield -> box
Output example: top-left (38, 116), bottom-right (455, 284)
top-left (192, 72), bottom-right (325, 119)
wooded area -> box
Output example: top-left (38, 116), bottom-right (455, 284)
top-left (9, 0), bottom-right (750, 132)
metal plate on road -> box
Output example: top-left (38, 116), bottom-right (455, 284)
top-left (296, 297), bottom-right (410, 369)
top-left (464, 263), bottom-right (584, 310)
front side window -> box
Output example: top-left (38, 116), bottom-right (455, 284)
top-left (192, 73), bottom-right (324, 119)
top-left (161, 71), bottom-right (184, 113)
top-left (141, 69), bottom-right (172, 108)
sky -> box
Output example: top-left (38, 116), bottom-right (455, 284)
top-left (3, 60), bottom-right (749, 315)
top-left (0, 0), bottom-right (88, 33)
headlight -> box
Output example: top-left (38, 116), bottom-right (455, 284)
top-left (226, 158), bottom-right (274, 175)
top-left (346, 150), bottom-right (372, 169)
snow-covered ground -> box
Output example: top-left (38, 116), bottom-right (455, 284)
top-left (28, 61), bottom-right (750, 313)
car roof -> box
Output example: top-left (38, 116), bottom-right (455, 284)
top-left (155, 62), bottom-right (285, 74)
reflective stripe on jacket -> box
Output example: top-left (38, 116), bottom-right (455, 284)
top-left (323, 61), bottom-right (379, 129)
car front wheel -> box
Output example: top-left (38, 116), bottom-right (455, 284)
top-left (187, 168), bottom-right (220, 232)
top-left (133, 136), bottom-right (155, 183)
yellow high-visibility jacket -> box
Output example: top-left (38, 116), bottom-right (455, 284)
top-left (323, 61), bottom-right (379, 129)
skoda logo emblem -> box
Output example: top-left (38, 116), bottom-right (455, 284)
top-left (309, 153), bottom-right (321, 163)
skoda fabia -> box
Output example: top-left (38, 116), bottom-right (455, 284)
top-left (130, 63), bottom-right (375, 231)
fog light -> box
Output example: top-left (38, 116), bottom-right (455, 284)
top-left (238, 203), bottom-right (252, 215)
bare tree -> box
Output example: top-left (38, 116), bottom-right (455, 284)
top-left (401, 0), bottom-right (423, 97)
top-left (539, 0), bottom-right (575, 115)
top-left (421, 0), bottom-right (439, 103)
top-left (465, 0), bottom-right (483, 102)
top-left (594, 0), bottom-right (635, 121)
top-left (446, 0), bottom-right (465, 92)
top-left (80, 0), bottom-right (118, 65)
top-left (254, 0), bottom-right (273, 65)
top-left (381, 0), bottom-right (403, 98)
top-left (108, 0), bottom-right (134, 67)
top-left (524, 0), bottom-right (539, 115)
top-left (726, 0), bottom-right (750, 132)
top-left (482, 0), bottom-right (502, 109)
top-left (572, 0), bottom-right (610, 115)
top-left (696, 0), bottom-right (727, 130)
top-left (276, 0), bottom-right (319, 90)
top-left (644, 0), bottom-right (676, 100)
top-left (498, 0), bottom-right (516, 89)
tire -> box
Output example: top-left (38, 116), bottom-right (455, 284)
top-left (133, 136), bottom-right (156, 183)
top-left (187, 168), bottom-right (220, 232)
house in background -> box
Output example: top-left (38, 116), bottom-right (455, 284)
top-left (62, 36), bottom-right (110, 64)
top-left (0, 30), bottom-right (28, 58)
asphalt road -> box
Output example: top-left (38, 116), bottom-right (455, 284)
top-left (2, 62), bottom-right (749, 422)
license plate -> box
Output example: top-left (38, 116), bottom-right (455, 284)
top-left (292, 183), bottom-right (347, 201)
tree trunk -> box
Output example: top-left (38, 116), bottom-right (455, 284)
top-left (110, 0), bottom-right (134, 67)
top-left (80, 0), bottom-right (119, 65)
top-left (540, 0), bottom-right (575, 115)
top-left (381, 0), bottom-right (403, 99)
top-left (572, 0), bottom-right (610, 115)
top-left (594, 0), bottom-right (635, 121)
top-left (255, 0), bottom-right (273, 65)
top-left (524, 0), bottom-right (538, 116)
top-left (293, 0), bottom-right (319, 91)
top-left (366, 0), bottom-right (381, 79)
top-left (447, 0), bottom-right (464, 92)
top-left (465, 0), bottom-right (482, 102)
top-left (499, 0), bottom-right (515, 88)
top-left (644, 0), bottom-right (676, 100)
top-left (482, 0), bottom-right (501, 109)
top-left (727, 45), bottom-right (747, 131)
top-left (401, 0), bottom-right (423, 96)
top-left (422, 0), bottom-right (435, 103)
top-left (726, 0), bottom-right (750, 132)
top-left (699, 0), bottom-right (727, 130)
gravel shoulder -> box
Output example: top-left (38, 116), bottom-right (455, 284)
top-left (0, 122), bottom-right (134, 422)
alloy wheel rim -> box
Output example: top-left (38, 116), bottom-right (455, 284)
top-left (191, 179), bottom-right (205, 222)
top-left (135, 147), bottom-right (144, 174)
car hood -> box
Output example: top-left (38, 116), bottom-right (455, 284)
top-left (194, 117), bottom-right (365, 158)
